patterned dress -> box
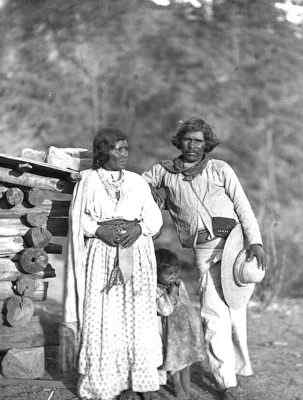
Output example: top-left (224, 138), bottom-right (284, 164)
top-left (65, 168), bottom-right (163, 400)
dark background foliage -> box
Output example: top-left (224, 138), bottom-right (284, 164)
top-left (0, 0), bottom-right (302, 300)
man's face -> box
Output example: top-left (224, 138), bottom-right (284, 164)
top-left (180, 131), bottom-right (206, 163)
top-left (104, 140), bottom-right (129, 171)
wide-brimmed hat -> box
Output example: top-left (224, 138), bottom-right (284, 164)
top-left (221, 224), bottom-right (265, 309)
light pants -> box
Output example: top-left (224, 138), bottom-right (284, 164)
top-left (194, 247), bottom-right (253, 390)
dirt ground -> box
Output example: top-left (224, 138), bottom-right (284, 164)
top-left (0, 297), bottom-right (302, 400)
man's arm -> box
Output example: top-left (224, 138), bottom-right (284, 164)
top-left (137, 179), bottom-right (163, 238)
top-left (142, 163), bottom-right (165, 188)
top-left (220, 163), bottom-right (266, 269)
top-left (142, 163), bottom-right (166, 209)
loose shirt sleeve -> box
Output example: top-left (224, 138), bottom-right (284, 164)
top-left (220, 163), bottom-right (263, 245)
top-left (142, 163), bottom-right (165, 189)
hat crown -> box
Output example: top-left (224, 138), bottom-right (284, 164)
top-left (234, 250), bottom-right (265, 287)
top-left (221, 224), bottom-right (266, 309)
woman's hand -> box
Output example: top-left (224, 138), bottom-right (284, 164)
top-left (118, 222), bottom-right (142, 248)
top-left (95, 219), bottom-right (142, 248)
top-left (95, 225), bottom-right (118, 247)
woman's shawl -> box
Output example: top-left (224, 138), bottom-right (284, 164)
top-left (63, 170), bottom-right (91, 356)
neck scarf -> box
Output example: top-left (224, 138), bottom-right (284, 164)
top-left (160, 155), bottom-right (209, 181)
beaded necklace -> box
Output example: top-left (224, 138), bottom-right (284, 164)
top-left (97, 168), bottom-right (125, 202)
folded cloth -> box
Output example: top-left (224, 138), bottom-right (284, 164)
top-left (46, 146), bottom-right (92, 171)
top-left (104, 245), bottom-right (134, 293)
top-left (118, 246), bottom-right (134, 282)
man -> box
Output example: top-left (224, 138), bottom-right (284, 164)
top-left (143, 118), bottom-right (266, 400)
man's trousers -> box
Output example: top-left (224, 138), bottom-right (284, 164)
top-left (194, 247), bottom-right (253, 390)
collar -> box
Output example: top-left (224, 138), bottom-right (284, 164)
top-left (160, 155), bottom-right (209, 181)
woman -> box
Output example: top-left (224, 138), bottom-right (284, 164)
top-left (64, 128), bottom-right (163, 400)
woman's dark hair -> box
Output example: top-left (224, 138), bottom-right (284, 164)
top-left (92, 127), bottom-right (127, 169)
top-left (172, 117), bottom-right (220, 153)
top-left (155, 248), bottom-right (180, 275)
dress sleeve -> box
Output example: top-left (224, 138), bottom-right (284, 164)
top-left (82, 212), bottom-right (99, 237)
top-left (139, 179), bottom-right (163, 237)
top-left (220, 163), bottom-right (263, 245)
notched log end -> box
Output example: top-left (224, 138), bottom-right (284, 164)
top-left (69, 172), bottom-right (81, 183)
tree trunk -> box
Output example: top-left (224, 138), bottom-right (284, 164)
top-left (5, 295), bottom-right (35, 327)
top-left (24, 213), bottom-right (48, 227)
top-left (26, 188), bottom-right (45, 206)
top-left (0, 258), bottom-right (20, 281)
top-left (0, 236), bottom-right (24, 256)
top-left (5, 188), bottom-right (24, 206)
top-left (0, 201), bottom-right (70, 218)
top-left (0, 186), bottom-right (8, 199)
top-left (19, 248), bottom-right (48, 274)
top-left (24, 227), bottom-right (52, 248)
top-left (26, 188), bottom-right (72, 204)
top-left (0, 166), bottom-right (73, 193)
top-left (0, 315), bottom-right (59, 350)
top-left (0, 281), bottom-right (14, 300)
top-left (0, 216), bottom-right (68, 237)
top-left (0, 218), bottom-right (29, 236)
top-left (14, 277), bottom-right (48, 301)
top-left (1, 347), bottom-right (45, 379)
top-left (15, 276), bottom-right (39, 295)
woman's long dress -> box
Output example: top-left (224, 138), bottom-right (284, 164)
top-left (64, 168), bottom-right (163, 400)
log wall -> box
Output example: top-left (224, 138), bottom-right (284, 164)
top-left (0, 152), bottom-right (80, 377)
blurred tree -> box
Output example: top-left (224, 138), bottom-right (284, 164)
top-left (0, 0), bottom-right (302, 296)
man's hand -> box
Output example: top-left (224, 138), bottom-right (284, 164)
top-left (118, 222), bottom-right (142, 248)
top-left (246, 244), bottom-right (266, 270)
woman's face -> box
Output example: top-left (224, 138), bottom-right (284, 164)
top-left (103, 140), bottom-right (129, 171)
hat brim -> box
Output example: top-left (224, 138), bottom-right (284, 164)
top-left (221, 224), bottom-right (255, 310)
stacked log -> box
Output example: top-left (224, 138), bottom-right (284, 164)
top-left (0, 152), bottom-right (81, 378)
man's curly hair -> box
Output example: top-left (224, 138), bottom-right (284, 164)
top-left (172, 118), bottom-right (220, 153)
top-left (92, 127), bottom-right (127, 169)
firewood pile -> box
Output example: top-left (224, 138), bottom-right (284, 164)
top-left (0, 148), bottom-right (91, 379)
